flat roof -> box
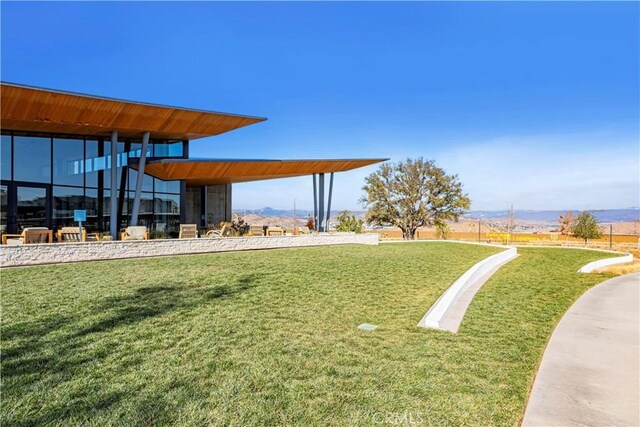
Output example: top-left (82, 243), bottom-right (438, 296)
top-left (135, 158), bottom-right (388, 186)
top-left (0, 82), bottom-right (266, 140)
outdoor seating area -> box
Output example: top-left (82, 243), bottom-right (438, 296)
top-left (0, 219), bottom-right (325, 246)
top-left (1, 227), bottom-right (53, 245)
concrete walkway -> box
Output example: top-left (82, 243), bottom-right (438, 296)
top-left (522, 273), bottom-right (640, 427)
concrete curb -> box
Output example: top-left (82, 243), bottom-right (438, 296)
top-left (577, 253), bottom-right (633, 273)
top-left (418, 247), bottom-right (518, 333)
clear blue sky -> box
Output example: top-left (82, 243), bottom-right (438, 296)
top-left (2, 2), bottom-right (638, 211)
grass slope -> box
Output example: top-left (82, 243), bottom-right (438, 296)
top-left (1, 244), bottom-right (613, 426)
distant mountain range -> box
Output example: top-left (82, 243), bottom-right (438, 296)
top-left (465, 208), bottom-right (640, 223)
top-left (234, 207), bottom-right (640, 223)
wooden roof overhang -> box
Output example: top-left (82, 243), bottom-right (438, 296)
top-left (0, 82), bottom-right (266, 140)
top-left (134, 158), bottom-right (389, 186)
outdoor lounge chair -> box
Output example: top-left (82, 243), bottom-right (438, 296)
top-left (249, 225), bottom-right (264, 236)
top-left (297, 226), bottom-right (310, 235)
top-left (2, 227), bottom-right (53, 245)
top-left (266, 226), bottom-right (284, 236)
top-left (205, 222), bottom-right (232, 238)
top-left (57, 227), bottom-right (86, 243)
top-left (121, 226), bottom-right (149, 241)
top-left (179, 224), bottom-right (199, 239)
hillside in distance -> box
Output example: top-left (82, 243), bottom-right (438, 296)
top-left (234, 207), bottom-right (640, 234)
top-left (236, 207), bottom-right (639, 223)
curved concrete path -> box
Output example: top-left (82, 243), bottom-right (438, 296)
top-left (522, 273), bottom-right (640, 427)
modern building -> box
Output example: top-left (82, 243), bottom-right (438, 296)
top-left (0, 82), bottom-right (386, 239)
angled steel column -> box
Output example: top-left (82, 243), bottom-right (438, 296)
top-left (116, 141), bottom-right (131, 231)
top-left (109, 131), bottom-right (118, 239)
top-left (318, 173), bottom-right (325, 232)
top-left (130, 131), bottom-right (150, 226)
top-left (326, 172), bottom-right (334, 231)
top-left (312, 174), bottom-right (318, 231)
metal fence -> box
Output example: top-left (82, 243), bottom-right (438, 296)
top-left (367, 229), bottom-right (639, 249)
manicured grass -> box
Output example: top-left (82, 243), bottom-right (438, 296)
top-left (1, 243), bottom-right (614, 426)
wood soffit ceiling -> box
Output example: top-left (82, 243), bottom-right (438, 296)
top-left (135, 159), bottom-right (389, 186)
top-left (0, 82), bottom-right (266, 140)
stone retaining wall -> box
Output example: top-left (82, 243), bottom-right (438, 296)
top-left (0, 233), bottom-right (379, 267)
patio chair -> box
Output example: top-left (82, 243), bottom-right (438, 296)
top-left (205, 222), bottom-right (232, 238)
top-left (121, 226), bottom-right (149, 241)
top-left (179, 224), bottom-right (199, 239)
top-left (249, 225), bottom-right (264, 236)
top-left (266, 226), bottom-right (284, 236)
top-left (57, 227), bottom-right (86, 243)
top-left (2, 227), bottom-right (53, 245)
top-left (297, 226), bottom-right (310, 235)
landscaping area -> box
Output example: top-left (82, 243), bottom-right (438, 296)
top-left (1, 243), bottom-right (615, 426)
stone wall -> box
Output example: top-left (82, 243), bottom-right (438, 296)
top-left (0, 233), bottom-right (378, 267)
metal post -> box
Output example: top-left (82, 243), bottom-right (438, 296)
top-left (478, 220), bottom-right (481, 242)
top-left (116, 141), bottom-right (131, 232)
top-left (109, 131), bottom-right (118, 240)
top-left (318, 173), bottom-right (325, 232)
top-left (326, 172), bottom-right (334, 232)
top-left (130, 132), bottom-right (150, 226)
top-left (610, 224), bottom-right (613, 249)
top-left (312, 174), bottom-right (318, 231)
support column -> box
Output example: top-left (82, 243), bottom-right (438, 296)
top-left (130, 131), bottom-right (150, 226)
top-left (318, 173), bottom-right (325, 232)
top-left (109, 131), bottom-right (118, 240)
top-left (312, 174), bottom-right (318, 231)
top-left (116, 141), bottom-right (131, 232)
top-left (326, 172), bottom-right (334, 232)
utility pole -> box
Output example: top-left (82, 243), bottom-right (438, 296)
top-left (508, 204), bottom-right (514, 245)
top-left (609, 223), bottom-right (613, 250)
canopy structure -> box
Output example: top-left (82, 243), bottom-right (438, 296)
top-left (0, 82), bottom-right (266, 140)
top-left (134, 158), bottom-right (388, 186)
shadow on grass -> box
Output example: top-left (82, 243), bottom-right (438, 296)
top-left (1, 274), bottom-right (259, 426)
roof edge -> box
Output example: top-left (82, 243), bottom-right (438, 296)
top-left (1, 81), bottom-right (268, 123)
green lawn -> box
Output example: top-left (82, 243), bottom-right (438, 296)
top-left (1, 243), bottom-right (614, 426)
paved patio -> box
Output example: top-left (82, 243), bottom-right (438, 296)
top-left (522, 272), bottom-right (640, 426)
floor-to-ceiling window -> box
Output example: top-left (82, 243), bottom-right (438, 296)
top-left (1, 131), bottom-right (185, 236)
top-left (14, 136), bottom-right (51, 183)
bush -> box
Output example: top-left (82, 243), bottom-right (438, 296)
top-left (335, 210), bottom-right (364, 233)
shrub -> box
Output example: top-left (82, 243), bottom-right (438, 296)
top-left (335, 210), bottom-right (364, 233)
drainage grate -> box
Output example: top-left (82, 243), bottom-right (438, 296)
top-left (358, 324), bottom-right (378, 331)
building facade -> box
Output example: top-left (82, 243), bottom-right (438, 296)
top-left (0, 82), bottom-right (386, 239)
top-left (1, 131), bottom-right (186, 236)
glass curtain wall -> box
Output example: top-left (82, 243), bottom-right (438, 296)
top-left (1, 131), bottom-right (184, 236)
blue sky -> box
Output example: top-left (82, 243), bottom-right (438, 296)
top-left (2, 2), bottom-right (638, 211)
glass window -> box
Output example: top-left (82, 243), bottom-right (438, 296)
top-left (1, 134), bottom-right (11, 181)
top-left (53, 186), bottom-right (84, 230)
top-left (85, 188), bottom-right (99, 232)
top-left (53, 138), bottom-right (84, 186)
top-left (85, 139), bottom-right (100, 188)
top-left (127, 191), bottom-right (154, 228)
top-left (128, 169), bottom-right (154, 193)
top-left (14, 136), bottom-right (51, 183)
top-left (103, 141), bottom-right (129, 190)
top-left (153, 141), bottom-right (183, 158)
top-left (103, 190), bottom-right (111, 231)
top-left (154, 178), bottom-right (180, 194)
top-left (1, 184), bottom-right (8, 234)
top-left (154, 193), bottom-right (180, 235)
